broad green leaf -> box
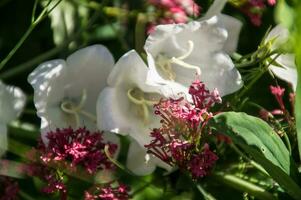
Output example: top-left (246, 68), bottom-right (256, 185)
top-left (292, 1), bottom-right (301, 165)
top-left (210, 112), bottom-right (301, 199)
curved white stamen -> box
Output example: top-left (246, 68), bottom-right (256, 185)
top-left (74, 89), bottom-right (87, 111)
top-left (127, 88), bottom-right (158, 124)
top-left (127, 88), bottom-right (144, 105)
top-left (61, 101), bottom-right (80, 126)
top-left (170, 57), bottom-right (201, 76)
top-left (156, 40), bottom-right (201, 80)
top-left (60, 89), bottom-right (96, 126)
top-left (177, 40), bottom-right (194, 60)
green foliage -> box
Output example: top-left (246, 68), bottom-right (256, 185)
top-left (210, 112), bottom-right (301, 199)
top-left (292, 1), bottom-right (301, 165)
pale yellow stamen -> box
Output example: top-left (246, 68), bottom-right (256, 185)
top-left (156, 40), bottom-right (201, 80)
top-left (127, 88), bottom-right (158, 124)
top-left (60, 89), bottom-right (96, 126)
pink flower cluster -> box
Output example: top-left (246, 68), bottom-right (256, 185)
top-left (85, 183), bottom-right (130, 200)
top-left (147, 0), bottom-right (200, 33)
top-left (145, 80), bottom-right (220, 179)
top-left (0, 176), bottom-right (19, 200)
top-left (40, 127), bottom-right (117, 174)
top-left (25, 162), bottom-right (67, 200)
top-left (238, 0), bottom-right (277, 26)
top-left (24, 127), bottom-right (120, 199)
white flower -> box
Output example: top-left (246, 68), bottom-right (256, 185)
top-left (96, 50), bottom-right (172, 175)
top-left (265, 25), bottom-right (297, 91)
top-left (145, 16), bottom-right (243, 97)
top-left (28, 45), bottom-right (118, 145)
top-left (0, 81), bottom-right (26, 156)
top-left (202, 0), bottom-right (242, 53)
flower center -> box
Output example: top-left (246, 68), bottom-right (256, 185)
top-left (127, 88), bottom-right (158, 125)
top-left (155, 40), bottom-right (201, 80)
top-left (60, 89), bottom-right (96, 126)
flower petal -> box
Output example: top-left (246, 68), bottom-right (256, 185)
top-left (145, 18), bottom-right (243, 96)
top-left (0, 81), bottom-right (26, 123)
top-left (214, 14), bottom-right (242, 53)
top-left (269, 55), bottom-right (297, 91)
top-left (107, 50), bottom-right (151, 91)
top-left (28, 59), bottom-right (68, 118)
top-left (126, 139), bottom-right (157, 175)
top-left (66, 45), bottom-right (115, 115)
top-left (97, 87), bottom-right (159, 145)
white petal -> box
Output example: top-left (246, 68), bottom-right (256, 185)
top-left (265, 25), bottom-right (289, 49)
top-left (126, 139), bottom-right (156, 175)
top-left (107, 50), bottom-right (150, 90)
top-left (269, 56), bottom-right (297, 91)
top-left (215, 14), bottom-right (242, 53)
top-left (97, 87), bottom-right (130, 136)
top-left (29, 45), bottom-right (115, 133)
top-left (97, 87), bottom-right (159, 145)
top-left (0, 81), bottom-right (26, 123)
top-left (66, 45), bottom-right (114, 113)
top-left (0, 123), bottom-right (7, 157)
top-left (126, 138), bottom-right (172, 175)
top-left (145, 19), bottom-right (243, 96)
top-left (28, 59), bottom-right (67, 117)
top-left (202, 0), bottom-right (242, 53)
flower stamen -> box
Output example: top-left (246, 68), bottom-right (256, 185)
top-left (127, 88), bottom-right (158, 124)
top-left (156, 40), bottom-right (201, 80)
top-left (60, 89), bottom-right (96, 126)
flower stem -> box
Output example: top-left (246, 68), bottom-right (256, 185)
top-left (135, 13), bottom-right (147, 54)
top-left (212, 172), bottom-right (276, 200)
top-left (0, 25), bottom-right (35, 71)
top-left (0, 0), bottom-right (62, 72)
top-left (19, 190), bottom-right (36, 200)
top-left (196, 184), bottom-right (216, 200)
top-left (0, 11), bottom-right (101, 80)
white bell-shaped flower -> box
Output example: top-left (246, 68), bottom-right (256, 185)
top-left (28, 45), bottom-right (118, 144)
top-left (145, 16), bottom-right (243, 97)
top-left (97, 50), bottom-right (172, 175)
top-left (0, 81), bottom-right (26, 156)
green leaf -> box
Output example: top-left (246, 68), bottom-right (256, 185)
top-left (210, 112), bottom-right (301, 200)
top-left (275, 0), bottom-right (294, 29)
top-left (292, 1), bottom-right (301, 166)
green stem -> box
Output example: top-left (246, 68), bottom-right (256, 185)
top-left (104, 145), bottom-right (135, 176)
top-left (0, 25), bottom-right (36, 71)
top-left (0, 0), bottom-right (62, 72)
top-left (18, 190), bottom-right (36, 200)
top-left (213, 172), bottom-right (276, 200)
top-left (234, 53), bottom-right (282, 104)
top-left (0, 11), bottom-right (101, 80)
top-left (0, 43), bottom-right (69, 79)
top-left (135, 13), bottom-right (147, 54)
top-left (196, 184), bottom-right (216, 200)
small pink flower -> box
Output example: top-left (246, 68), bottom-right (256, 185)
top-left (145, 80), bottom-right (220, 178)
top-left (85, 183), bottom-right (130, 200)
top-left (270, 85), bottom-right (285, 110)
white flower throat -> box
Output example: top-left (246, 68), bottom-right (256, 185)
top-left (60, 89), bottom-right (96, 126)
top-left (127, 87), bottom-right (158, 125)
top-left (155, 40), bottom-right (201, 80)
